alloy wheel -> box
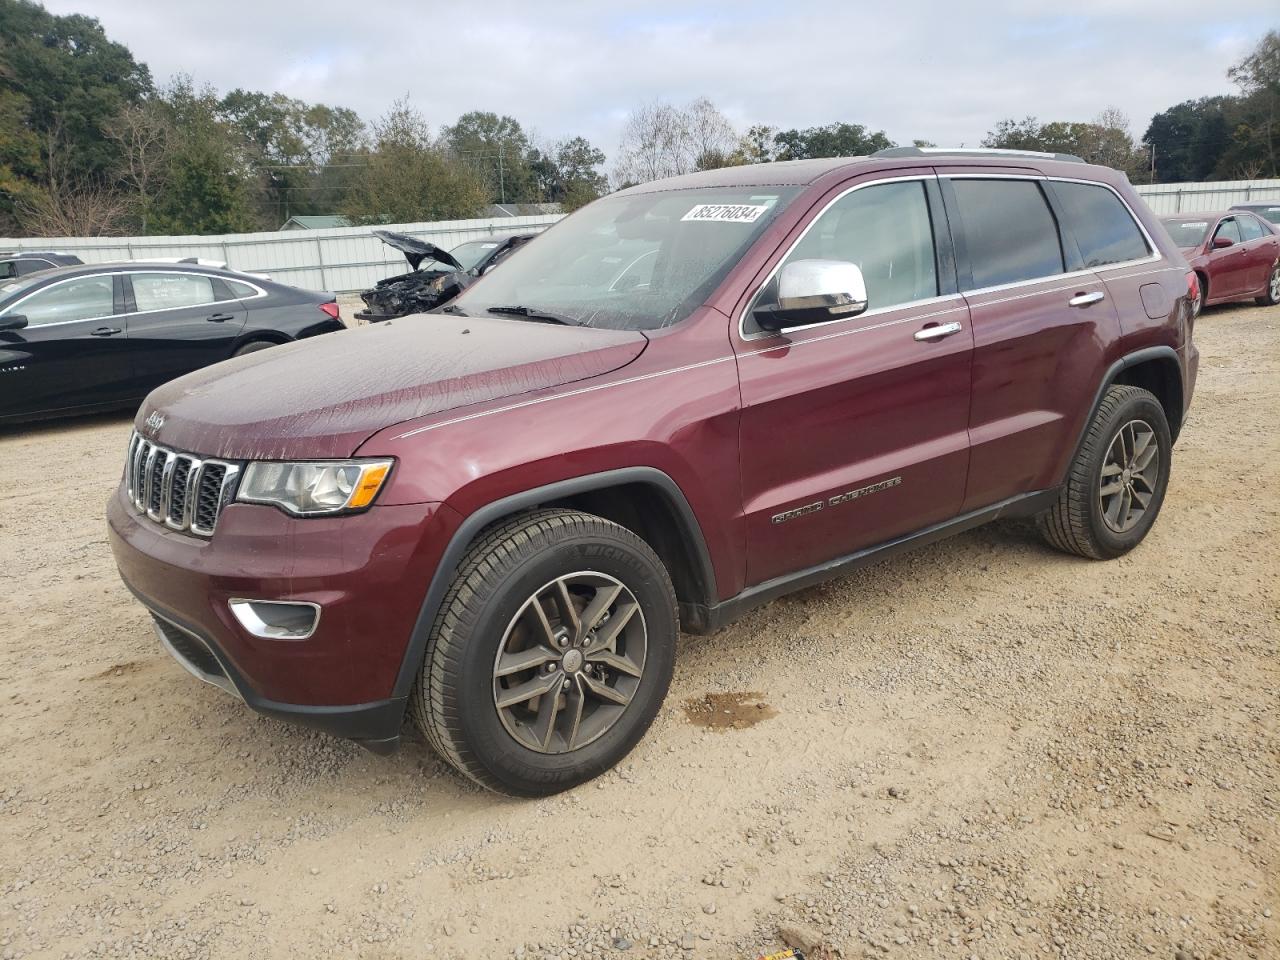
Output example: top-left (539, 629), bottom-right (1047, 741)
top-left (1098, 419), bottom-right (1160, 534)
top-left (1270, 266), bottom-right (1280, 302)
top-left (491, 572), bottom-right (647, 754)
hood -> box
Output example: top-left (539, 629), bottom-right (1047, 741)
top-left (138, 315), bottom-right (648, 460)
top-left (373, 230), bottom-right (462, 271)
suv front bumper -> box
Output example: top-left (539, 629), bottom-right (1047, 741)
top-left (106, 485), bottom-right (454, 751)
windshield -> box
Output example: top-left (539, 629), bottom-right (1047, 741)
top-left (1256, 207), bottom-right (1280, 225)
top-left (445, 240), bottom-right (503, 272)
top-left (0, 274), bottom-right (44, 302)
top-left (1161, 218), bottom-right (1211, 249)
top-left (449, 187), bottom-right (801, 330)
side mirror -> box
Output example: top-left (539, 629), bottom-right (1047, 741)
top-left (1212, 236), bottom-right (1234, 249)
top-left (0, 314), bottom-right (27, 331)
top-left (754, 260), bottom-right (869, 331)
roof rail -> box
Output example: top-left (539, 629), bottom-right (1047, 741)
top-left (872, 146), bottom-right (1086, 164)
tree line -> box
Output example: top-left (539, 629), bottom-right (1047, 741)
top-left (0, 0), bottom-right (1275, 239)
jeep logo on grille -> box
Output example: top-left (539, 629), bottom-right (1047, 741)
top-left (144, 411), bottom-right (165, 435)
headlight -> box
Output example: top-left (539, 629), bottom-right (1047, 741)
top-left (237, 459), bottom-right (393, 516)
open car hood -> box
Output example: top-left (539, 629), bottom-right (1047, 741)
top-left (372, 230), bottom-right (463, 271)
top-left (137, 315), bottom-right (648, 460)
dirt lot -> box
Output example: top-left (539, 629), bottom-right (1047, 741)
top-left (1, 303), bottom-right (1276, 960)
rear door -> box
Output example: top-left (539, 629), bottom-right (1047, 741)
top-left (123, 271), bottom-right (247, 391)
top-left (735, 173), bottom-right (974, 585)
top-left (939, 172), bottom-right (1122, 513)
top-left (1235, 214), bottom-right (1275, 293)
top-left (0, 273), bottom-right (133, 420)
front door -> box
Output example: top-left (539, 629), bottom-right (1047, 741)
top-left (1208, 217), bottom-right (1249, 299)
top-left (0, 273), bottom-right (133, 420)
top-left (123, 271), bottom-right (247, 391)
top-left (735, 174), bottom-right (973, 586)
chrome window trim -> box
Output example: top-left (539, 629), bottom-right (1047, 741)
top-left (737, 174), bottom-right (943, 342)
top-left (1, 269), bottom-right (267, 330)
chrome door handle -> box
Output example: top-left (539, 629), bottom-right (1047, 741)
top-left (914, 321), bottom-right (963, 341)
top-left (1068, 291), bottom-right (1106, 308)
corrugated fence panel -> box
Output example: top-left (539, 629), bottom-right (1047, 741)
top-left (0, 215), bottom-right (564, 293)
top-left (5, 180), bottom-right (1280, 291)
top-left (1134, 179), bottom-right (1280, 214)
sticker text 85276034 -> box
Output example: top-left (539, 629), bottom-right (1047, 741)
top-left (681, 204), bottom-right (769, 224)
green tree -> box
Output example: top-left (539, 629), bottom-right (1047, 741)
top-left (149, 77), bottom-right (256, 234)
top-left (1142, 98), bottom-right (1234, 182)
top-left (441, 110), bottom-right (538, 203)
top-left (342, 100), bottom-right (487, 224)
top-left (531, 136), bottom-right (608, 211)
top-left (772, 122), bottom-right (894, 160)
top-left (1226, 29), bottom-right (1279, 177)
top-left (729, 124), bottom-right (780, 165)
top-left (0, 0), bottom-right (150, 231)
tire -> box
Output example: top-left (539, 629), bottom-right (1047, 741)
top-left (410, 508), bottom-right (678, 796)
top-left (1037, 385), bottom-right (1172, 560)
top-left (232, 340), bottom-right (276, 357)
top-left (1255, 263), bottom-right (1280, 306)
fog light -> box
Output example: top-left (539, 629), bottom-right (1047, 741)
top-left (229, 599), bottom-right (320, 640)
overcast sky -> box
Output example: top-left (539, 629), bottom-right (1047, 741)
top-left (47, 0), bottom-right (1276, 163)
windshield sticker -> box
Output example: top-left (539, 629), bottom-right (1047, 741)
top-left (1179, 221), bottom-right (1208, 230)
top-left (1, 282), bottom-right (20, 294)
top-left (682, 203), bottom-right (769, 224)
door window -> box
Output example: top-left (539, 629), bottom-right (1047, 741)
top-left (758, 179), bottom-right (939, 319)
top-left (1214, 219), bottom-right (1243, 244)
top-left (1237, 215), bottom-right (1265, 242)
top-left (131, 272), bottom-right (216, 312)
top-left (1051, 182), bottom-right (1150, 267)
top-left (18, 276), bottom-right (115, 327)
top-left (951, 179), bottom-right (1065, 289)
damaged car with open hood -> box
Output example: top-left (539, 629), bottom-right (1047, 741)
top-left (354, 230), bottom-right (534, 322)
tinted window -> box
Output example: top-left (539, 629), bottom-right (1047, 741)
top-left (224, 279), bottom-right (259, 298)
top-left (19, 276), bottom-right (115, 326)
top-left (1053, 182), bottom-right (1150, 267)
top-left (131, 272), bottom-right (216, 312)
top-left (772, 180), bottom-right (938, 312)
top-left (15, 258), bottom-right (55, 276)
top-left (1215, 219), bottom-right (1243, 244)
top-left (951, 179), bottom-right (1064, 289)
top-left (1237, 215), bottom-right (1265, 242)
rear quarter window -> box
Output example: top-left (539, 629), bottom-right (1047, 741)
top-left (1052, 182), bottom-right (1151, 268)
top-left (950, 179), bottom-right (1065, 289)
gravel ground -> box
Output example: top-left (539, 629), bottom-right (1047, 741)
top-left (0, 302), bottom-right (1276, 960)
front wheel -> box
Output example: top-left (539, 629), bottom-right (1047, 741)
top-left (410, 509), bottom-right (677, 796)
top-left (1256, 264), bottom-right (1280, 307)
top-left (1037, 385), bottom-right (1172, 559)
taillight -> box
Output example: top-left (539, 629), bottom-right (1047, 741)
top-left (319, 301), bottom-right (340, 321)
top-left (1186, 271), bottom-right (1199, 301)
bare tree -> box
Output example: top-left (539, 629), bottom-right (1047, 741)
top-left (613, 97), bottom-right (738, 186)
top-left (105, 102), bottom-right (171, 233)
top-left (17, 182), bottom-right (132, 237)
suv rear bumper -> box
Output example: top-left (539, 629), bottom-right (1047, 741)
top-left (107, 485), bottom-right (455, 750)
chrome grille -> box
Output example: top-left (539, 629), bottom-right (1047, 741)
top-left (125, 431), bottom-right (240, 537)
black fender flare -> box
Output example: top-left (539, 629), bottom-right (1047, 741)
top-left (1067, 345), bottom-right (1184, 473)
top-left (389, 466), bottom-right (717, 700)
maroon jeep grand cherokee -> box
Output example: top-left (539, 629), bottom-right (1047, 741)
top-left (108, 148), bottom-right (1198, 795)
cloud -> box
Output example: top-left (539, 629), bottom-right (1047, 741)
top-left (44, 0), bottom-right (1275, 162)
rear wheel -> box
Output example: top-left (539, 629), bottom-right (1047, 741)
top-left (232, 340), bottom-right (276, 357)
top-left (1256, 264), bottom-right (1280, 306)
top-left (1037, 385), bottom-right (1172, 560)
top-left (410, 509), bottom-right (678, 796)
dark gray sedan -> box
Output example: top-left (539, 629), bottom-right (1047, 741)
top-left (0, 262), bottom-right (344, 424)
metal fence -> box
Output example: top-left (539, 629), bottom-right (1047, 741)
top-left (4, 177), bottom-right (1280, 293)
top-left (0, 214), bottom-right (564, 293)
top-left (1134, 179), bottom-right (1280, 214)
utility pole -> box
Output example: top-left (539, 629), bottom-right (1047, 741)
top-left (1149, 143), bottom-right (1156, 184)
top-left (498, 146), bottom-right (506, 204)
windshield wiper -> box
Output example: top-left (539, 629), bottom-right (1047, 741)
top-left (486, 304), bottom-right (581, 326)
